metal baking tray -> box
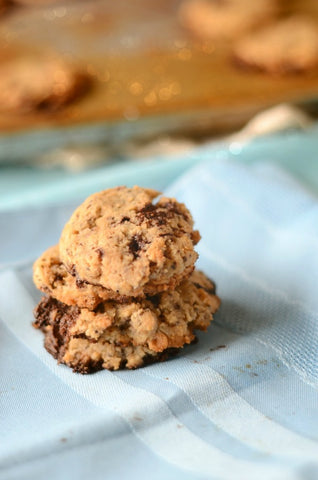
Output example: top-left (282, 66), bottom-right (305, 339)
top-left (0, 0), bottom-right (318, 163)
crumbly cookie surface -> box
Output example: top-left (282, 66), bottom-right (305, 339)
top-left (33, 245), bottom-right (131, 309)
top-left (233, 17), bottom-right (318, 74)
top-left (59, 186), bottom-right (200, 298)
top-left (33, 270), bottom-right (220, 373)
top-left (178, 0), bottom-right (277, 41)
top-left (0, 57), bottom-right (89, 113)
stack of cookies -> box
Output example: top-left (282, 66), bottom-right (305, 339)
top-left (33, 186), bottom-right (220, 373)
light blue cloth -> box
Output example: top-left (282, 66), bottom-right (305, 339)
top-left (1, 148), bottom-right (318, 479)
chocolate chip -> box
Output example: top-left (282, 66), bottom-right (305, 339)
top-left (137, 201), bottom-right (188, 227)
top-left (138, 203), bottom-right (168, 226)
top-left (70, 264), bottom-right (92, 288)
top-left (139, 203), bottom-right (156, 215)
top-left (71, 358), bottom-right (104, 374)
top-left (95, 303), bottom-right (105, 314)
top-left (76, 278), bottom-right (87, 288)
top-left (128, 234), bottom-right (146, 259)
top-left (73, 333), bottom-right (98, 343)
top-left (96, 248), bottom-right (104, 260)
top-left (33, 297), bottom-right (79, 361)
top-left (148, 294), bottom-right (161, 309)
top-left (193, 281), bottom-right (216, 295)
top-left (70, 265), bottom-right (77, 277)
top-left (52, 273), bottom-right (65, 287)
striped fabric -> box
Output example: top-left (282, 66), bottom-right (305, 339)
top-left (1, 158), bottom-right (317, 480)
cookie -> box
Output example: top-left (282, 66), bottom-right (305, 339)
top-left (0, 56), bottom-right (90, 113)
top-left (178, 0), bottom-right (277, 41)
top-left (59, 186), bottom-right (201, 298)
top-left (33, 245), bottom-right (131, 310)
top-left (33, 270), bottom-right (221, 372)
top-left (233, 16), bottom-right (318, 74)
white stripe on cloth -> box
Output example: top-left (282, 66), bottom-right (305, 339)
top-left (0, 270), bottom-right (304, 480)
top-left (140, 358), bottom-right (318, 460)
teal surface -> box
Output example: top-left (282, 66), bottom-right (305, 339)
top-left (0, 123), bottom-right (317, 211)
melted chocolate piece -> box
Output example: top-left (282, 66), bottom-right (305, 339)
top-left (71, 358), bottom-right (104, 374)
top-left (148, 293), bottom-right (161, 309)
top-left (75, 278), bottom-right (87, 288)
top-left (120, 216), bottom-right (130, 223)
top-left (193, 281), bottom-right (216, 295)
top-left (137, 201), bottom-right (188, 227)
top-left (33, 296), bottom-right (79, 361)
top-left (128, 234), bottom-right (146, 259)
top-left (96, 248), bottom-right (104, 260)
top-left (69, 264), bottom-right (77, 277)
top-left (69, 264), bottom-right (90, 289)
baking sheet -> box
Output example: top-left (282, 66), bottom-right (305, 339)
top-left (0, 0), bottom-right (318, 162)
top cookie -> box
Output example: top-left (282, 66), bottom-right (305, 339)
top-left (59, 186), bottom-right (200, 298)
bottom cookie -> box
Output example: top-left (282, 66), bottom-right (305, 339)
top-left (33, 270), bottom-right (220, 373)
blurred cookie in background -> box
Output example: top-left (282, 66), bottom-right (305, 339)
top-left (178, 0), bottom-right (278, 41)
top-left (233, 16), bottom-right (318, 75)
top-left (0, 56), bottom-right (91, 113)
